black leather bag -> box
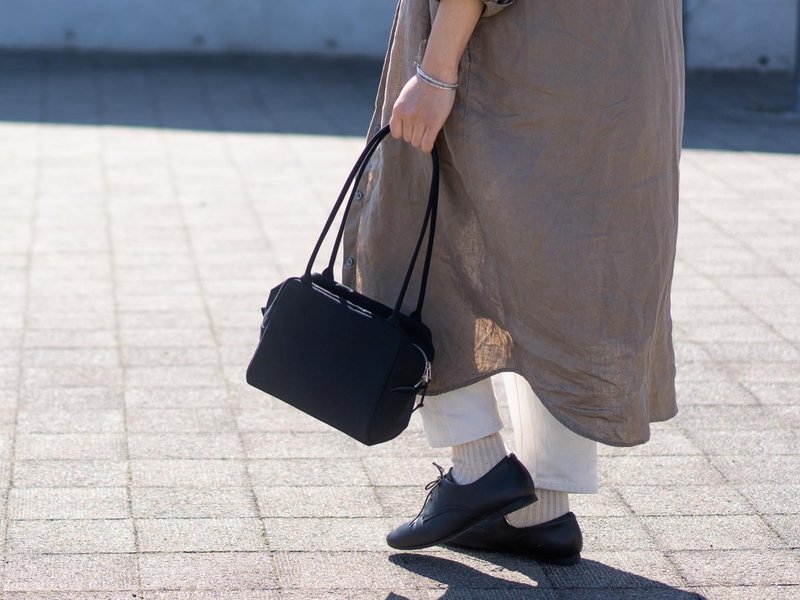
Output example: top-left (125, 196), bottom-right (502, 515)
top-left (245, 124), bottom-right (439, 446)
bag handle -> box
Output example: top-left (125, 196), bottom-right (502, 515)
top-left (301, 124), bottom-right (439, 325)
top-left (323, 125), bottom-right (438, 321)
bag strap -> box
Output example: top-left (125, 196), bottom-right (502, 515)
top-left (302, 124), bottom-right (439, 324)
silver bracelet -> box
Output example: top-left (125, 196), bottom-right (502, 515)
top-left (414, 61), bottom-right (459, 91)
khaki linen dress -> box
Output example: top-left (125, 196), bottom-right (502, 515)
top-left (340, 0), bottom-right (685, 447)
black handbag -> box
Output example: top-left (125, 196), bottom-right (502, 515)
top-left (245, 124), bottom-right (439, 446)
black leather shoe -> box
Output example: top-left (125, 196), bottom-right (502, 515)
top-left (444, 511), bottom-right (583, 565)
top-left (385, 453), bottom-right (536, 551)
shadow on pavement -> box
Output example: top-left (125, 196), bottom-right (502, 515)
top-left (684, 71), bottom-right (800, 154)
top-left (1, 50), bottom-right (799, 155)
top-left (0, 50), bottom-right (381, 137)
top-left (389, 551), bottom-right (708, 599)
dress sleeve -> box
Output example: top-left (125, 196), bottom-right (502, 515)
top-left (432, 0), bottom-right (516, 18)
top-left (478, 0), bottom-right (516, 18)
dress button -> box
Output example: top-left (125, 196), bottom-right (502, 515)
top-left (345, 256), bottom-right (355, 267)
top-left (354, 191), bottom-right (364, 201)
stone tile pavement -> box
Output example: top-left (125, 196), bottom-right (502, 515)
top-left (0, 52), bottom-right (798, 598)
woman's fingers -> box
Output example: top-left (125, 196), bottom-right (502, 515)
top-left (391, 119), bottom-right (437, 153)
top-left (411, 124), bottom-right (426, 149)
top-left (389, 114), bottom-right (403, 140)
top-left (420, 128), bottom-right (436, 154)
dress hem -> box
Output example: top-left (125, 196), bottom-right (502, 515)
top-left (420, 366), bottom-right (679, 448)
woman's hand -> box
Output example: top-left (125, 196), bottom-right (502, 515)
top-left (389, 73), bottom-right (456, 154)
top-left (389, 0), bottom-right (483, 154)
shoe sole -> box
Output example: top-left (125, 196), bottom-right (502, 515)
top-left (386, 494), bottom-right (537, 551)
top-left (444, 539), bottom-right (582, 566)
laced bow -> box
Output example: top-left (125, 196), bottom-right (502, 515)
top-left (411, 461), bottom-right (448, 524)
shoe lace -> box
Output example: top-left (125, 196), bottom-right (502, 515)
top-left (411, 461), bottom-right (447, 524)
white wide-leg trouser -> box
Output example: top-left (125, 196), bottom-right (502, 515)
top-left (419, 372), bottom-right (599, 494)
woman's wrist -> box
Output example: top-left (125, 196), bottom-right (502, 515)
top-left (420, 56), bottom-right (460, 85)
top-left (420, 0), bottom-right (483, 85)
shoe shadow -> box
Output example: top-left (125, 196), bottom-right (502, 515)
top-left (388, 550), bottom-right (707, 599)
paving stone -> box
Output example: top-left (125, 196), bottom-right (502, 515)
top-left (543, 551), bottom-right (684, 588)
top-left (235, 405), bottom-right (334, 433)
top-left (137, 517), bottom-right (266, 552)
top-left (374, 486), bottom-right (430, 519)
top-left (247, 458), bottom-right (370, 487)
top-left (274, 551), bottom-right (419, 590)
top-left (736, 484), bottom-right (800, 514)
top-left (743, 381), bottom-right (800, 404)
top-left (22, 365), bottom-right (123, 387)
top-left (599, 428), bottom-right (702, 456)
top-left (15, 432), bottom-right (127, 460)
top-left (617, 485), bottom-right (752, 516)
top-left (680, 322), bottom-right (786, 343)
top-left (569, 489), bottom-right (632, 517)
top-left (131, 459), bottom-right (249, 487)
top-left (2, 553), bottom-right (138, 591)
top-left (0, 347), bottom-right (21, 366)
top-left (676, 405), bottom-right (800, 431)
top-left (241, 432), bottom-right (361, 460)
top-left (763, 514), bottom-right (800, 548)
top-left (674, 361), bottom-right (734, 383)
top-left (5, 594), bottom-right (140, 600)
top-left (140, 593), bottom-right (280, 600)
top-left (130, 482), bottom-right (259, 518)
top-left (643, 515), bottom-right (783, 550)
top-left (699, 587), bottom-right (800, 600)
top-left (125, 386), bottom-right (229, 408)
top-left (600, 456), bottom-right (726, 487)
top-left (709, 455), bottom-right (800, 484)
top-left (12, 460), bottom-right (129, 487)
top-left (0, 366), bottom-right (20, 388)
top-left (687, 429), bottom-right (800, 455)
top-left (126, 407), bottom-right (237, 432)
top-left (263, 517), bottom-right (400, 552)
top-left (672, 550), bottom-right (800, 586)
top-left (21, 348), bottom-right (119, 367)
top-left (18, 386), bottom-right (124, 411)
top-left (579, 517), bottom-right (657, 551)
top-left (14, 433), bottom-right (127, 465)
top-left (280, 592), bottom-right (440, 600)
top-left (125, 365), bottom-right (227, 388)
top-left (7, 518), bottom-right (136, 553)
top-left (725, 361), bottom-right (800, 382)
top-left (127, 433), bottom-right (243, 459)
top-left (139, 552), bottom-right (278, 591)
top-left (16, 409), bottom-right (125, 433)
top-left (121, 346), bottom-right (219, 366)
top-left (7, 486), bottom-right (129, 519)
top-left (26, 311), bottom-right (115, 331)
top-left (23, 329), bottom-right (117, 348)
top-left (253, 485), bottom-right (382, 518)
top-left (702, 341), bottom-right (800, 362)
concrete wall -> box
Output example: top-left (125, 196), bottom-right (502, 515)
top-left (684, 0), bottom-right (799, 70)
top-left (0, 0), bottom-right (797, 71)
top-left (0, 0), bottom-right (397, 56)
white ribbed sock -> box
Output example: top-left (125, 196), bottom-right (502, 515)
top-left (450, 432), bottom-right (508, 485)
top-left (505, 488), bottom-right (569, 527)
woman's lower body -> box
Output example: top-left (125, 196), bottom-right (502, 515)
top-left (419, 371), bottom-right (598, 526)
